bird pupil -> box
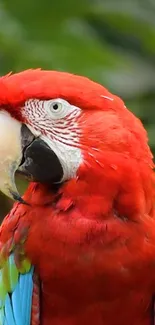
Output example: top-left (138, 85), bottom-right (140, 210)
top-left (53, 103), bottom-right (59, 110)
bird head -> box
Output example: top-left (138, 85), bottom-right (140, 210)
top-left (0, 69), bottom-right (154, 219)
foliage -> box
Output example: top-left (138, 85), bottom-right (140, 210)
top-left (0, 0), bottom-right (155, 219)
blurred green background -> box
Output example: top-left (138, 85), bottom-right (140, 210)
top-left (0, 0), bottom-right (155, 220)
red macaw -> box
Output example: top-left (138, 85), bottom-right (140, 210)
top-left (0, 69), bottom-right (155, 325)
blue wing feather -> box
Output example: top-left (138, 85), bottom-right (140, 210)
top-left (0, 253), bottom-right (34, 325)
top-left (5, 295), bottom-right (16, 325)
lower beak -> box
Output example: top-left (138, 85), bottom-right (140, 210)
top-left (0, 111), bottom-right (63, 202)
top-left (18, 136), bottom-right (63, 185)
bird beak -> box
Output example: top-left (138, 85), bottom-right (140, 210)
top-left (0, 111), bottom-right (25, 201)
top-left (0, 110), bottom-right (63, 202)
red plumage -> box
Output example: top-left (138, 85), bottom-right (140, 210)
top-left (0, 69), bottom-right (155, 325)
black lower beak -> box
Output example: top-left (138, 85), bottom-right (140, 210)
top-left (18, 125), bottom-right (63, 184)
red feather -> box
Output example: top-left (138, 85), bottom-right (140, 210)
top-left (1, 178), bottom-right (155, 324)
top-left (0, 70), bottom-right (155, 324)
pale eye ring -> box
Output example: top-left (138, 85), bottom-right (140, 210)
top-left (47, 99), bottom-right (72, 119)
top-left (49, 101), bottom-right (64, 116)
top-left (50, 102), bottom-right (63, 112)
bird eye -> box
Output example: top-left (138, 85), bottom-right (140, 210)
top-left (51, 102), bottom-right (62, 111)
top-left (46, 98), bottom-right (76, 120)
top-left (47, 100), bottom-right (66, 119)
top-left (52, 103), bottom-right (59, 110)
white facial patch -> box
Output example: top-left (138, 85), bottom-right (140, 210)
top-left (23, 98), bottom-right (83, 181)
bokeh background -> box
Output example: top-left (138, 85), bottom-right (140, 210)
top-left (0, 0), bottom-right (155, 220)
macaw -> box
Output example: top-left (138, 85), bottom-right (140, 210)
top-left (0, 69), bottom-right (154, 325)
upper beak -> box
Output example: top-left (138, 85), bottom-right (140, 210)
top-left (0, 111), bottom-right (34, 202)
top-left (0, 111), bottom-right (63, 202)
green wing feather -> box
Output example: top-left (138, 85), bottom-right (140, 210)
top-left (0, 233), bottom-right (33, 325)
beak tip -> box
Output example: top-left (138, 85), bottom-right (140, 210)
top-left (9, 190), bottom-right (29, 205)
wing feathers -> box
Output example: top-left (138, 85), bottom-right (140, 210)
top-left (0, 253), bottom-right (34, 325)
